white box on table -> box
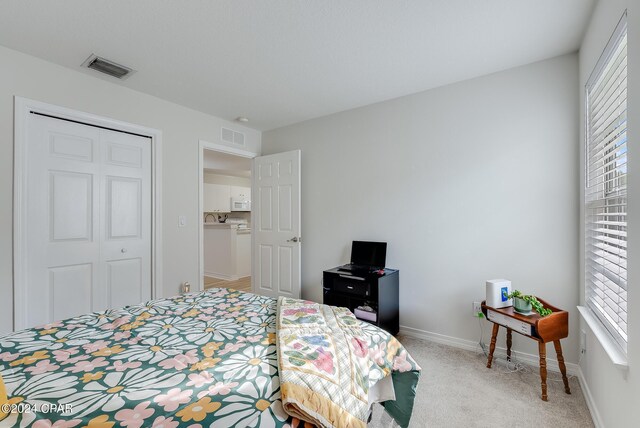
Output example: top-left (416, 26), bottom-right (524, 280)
top-left (486, 279), bottom-right (512, 308)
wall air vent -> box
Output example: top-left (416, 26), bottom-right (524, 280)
top-left (221, 127), bottom-right (246, 146)
top-left (81, 54), bottom-right (135, 80)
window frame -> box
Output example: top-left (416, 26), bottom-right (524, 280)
top-left (584, 10), bottom-right (628, 354)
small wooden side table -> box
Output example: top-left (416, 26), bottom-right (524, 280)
top-left (481, 298), bottom-right (571, 401)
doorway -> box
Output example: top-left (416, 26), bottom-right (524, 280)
top-left (198, 140), bottom-right (256, 293)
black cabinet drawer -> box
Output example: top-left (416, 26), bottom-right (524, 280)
top-left (323, 267), bottom-right (398, 336)
top-left (334, 275), bottom-right (370, 297)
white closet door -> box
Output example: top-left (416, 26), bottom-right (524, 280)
top-left (99, 129), bottom-right (151, 310)
top-left (24, 114), bottom-right (151, 328)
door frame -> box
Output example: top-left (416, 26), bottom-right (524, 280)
top-left (198, 140), bottom-right (258, 292)
top-left (13, 96), bottom-right (163, 331)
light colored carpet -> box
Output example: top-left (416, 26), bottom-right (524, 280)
top-left (369, 336), bottom-right (594, 428)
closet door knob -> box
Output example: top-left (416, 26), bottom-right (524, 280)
top-left (121, 248), bottom-right (127, 253)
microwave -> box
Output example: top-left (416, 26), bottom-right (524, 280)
top-left (231, 199), bottom-right (251, 212)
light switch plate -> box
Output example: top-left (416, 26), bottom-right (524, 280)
top-left (178, 215), bottom-right (187, 227)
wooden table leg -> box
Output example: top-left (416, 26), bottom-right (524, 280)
top-left (554, 340), bottom-right (571, 394)
top-left (487, 323), bottom-right (500, 368)
top-left (538, 341), bottom-right (548, 401)
top-left (506, 328), bottom-right (512, 362)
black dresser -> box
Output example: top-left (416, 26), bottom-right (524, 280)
top-left (322, 267), bottom-right (399, 335)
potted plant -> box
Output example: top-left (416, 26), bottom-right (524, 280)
top-left (507, 290), bottom-right (552, 317)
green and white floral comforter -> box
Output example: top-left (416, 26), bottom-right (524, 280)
top-left (0, 288), bottom-right (419, 427)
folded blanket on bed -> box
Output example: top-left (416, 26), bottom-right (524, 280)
top-left (276, 297), bottom-right (420, 428)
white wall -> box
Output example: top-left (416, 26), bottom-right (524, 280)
top-left (0, 45), bottom-right (261, 335)
top-left (578, 1), bottom-right (640, 426)
top-left (204, 173), bottom-right (251, 187)
top-left (263, 54), bottom-right (580, 363)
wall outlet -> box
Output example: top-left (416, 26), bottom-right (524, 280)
top-left (472, 301), bottom-right (483, 318)
top-left (580, 329), bottom-right (587, 355)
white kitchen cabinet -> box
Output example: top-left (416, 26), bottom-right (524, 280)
top-left (204, 225), bottom-right (251, 280)
top-left (230, 185), bottom-right (251, 201)
top-left (204, 226), bottom-right (233, 278)
top-left (204, 183), bottom-right (231, 212)
top-left (236, 232), bottom-right (251, 277)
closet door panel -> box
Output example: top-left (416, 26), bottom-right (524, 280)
top-left (99, 129), bottom-right (152, 310)
top-left (22, 114), bottom-right (152, 328)
top-left (25, 115), bottom-right (100, 327)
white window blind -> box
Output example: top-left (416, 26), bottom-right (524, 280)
top-left (585, 12), bottom-right (628, 352)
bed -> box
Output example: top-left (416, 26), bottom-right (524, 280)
top-left (0, 288), bottom-right (420, 427)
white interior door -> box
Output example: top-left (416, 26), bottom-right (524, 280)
top-left (99, 129), bottom-right (151, 310)
top-left (26, 115), bottom-right (101, 326)
top-left (23, 114), bottom-right (151, 328)
top-left (252, 150), bottom-right (301, 299)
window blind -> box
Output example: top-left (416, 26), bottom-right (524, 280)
top-left (585, 12), bottom-right (628, 352)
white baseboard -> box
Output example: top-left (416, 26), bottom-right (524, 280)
top-left (576, 366), bottom-right (604, 428)
top-left (399, 325), bottom-right (580, 375)
top-left (400, 326), bottom-right (479, 352)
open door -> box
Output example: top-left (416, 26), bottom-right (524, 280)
top-left (252, 150), bottom-right (301, 299)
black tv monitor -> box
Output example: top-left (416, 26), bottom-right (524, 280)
top-left (350, 241), bottom-right (387, 269)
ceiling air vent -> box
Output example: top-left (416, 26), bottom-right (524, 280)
top-left (81, 54), bottom-right (135, 80)
top-left (221, 127), bottom-right (246, 146)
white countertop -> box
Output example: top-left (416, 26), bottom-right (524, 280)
top-left (203, 223), bottom-right (251, 233)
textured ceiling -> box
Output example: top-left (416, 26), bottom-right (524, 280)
top-left (0, 0), bottom-right (595, 130)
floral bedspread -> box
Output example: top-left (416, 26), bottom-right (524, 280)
top-left (0, 288), bottom-right (285, 427)
top-left (0, 288), bottom-right (420, 428)
top-left (277, 298), bottom-right (420, 428)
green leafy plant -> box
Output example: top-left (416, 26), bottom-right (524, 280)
top-left (507, 290), bottom-right (552, 317)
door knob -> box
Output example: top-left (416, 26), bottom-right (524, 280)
top-left (121, 248), bottom-right (127, 253)
top-left (287, 237), bottom-right (300, 243)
